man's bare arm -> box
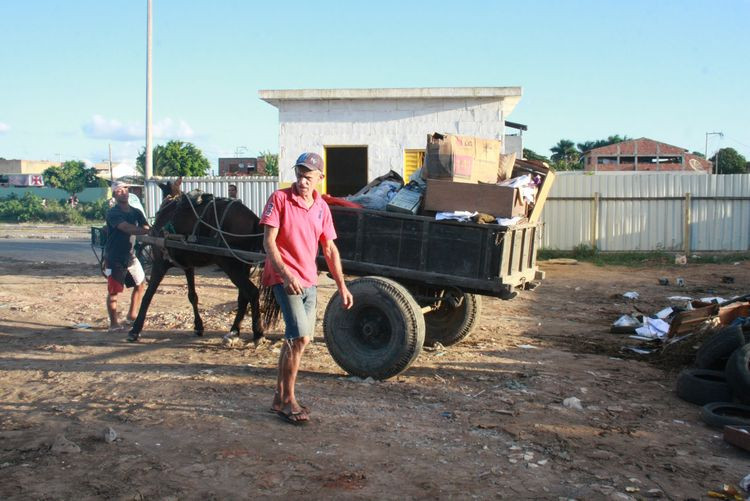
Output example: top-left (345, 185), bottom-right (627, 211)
top-left (116, 221), bottom-right (150, 235)
top-left (322, 237), bottom-right (353, 309)
top-left (263, 225), bottom-right (303, 294)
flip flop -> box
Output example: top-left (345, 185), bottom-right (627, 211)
top-left (276, 409), bottom-right (309, 426)
top-left (269, 404), bottom-right (309, 414)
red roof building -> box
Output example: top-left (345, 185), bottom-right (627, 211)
top-left (581, 138), bottom-right (711, 173)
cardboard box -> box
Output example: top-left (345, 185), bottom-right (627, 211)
top-left (425, 133), bottom-right (502, 184)
top-left (424, 179), bottom-right (526, 218)
top-left (386, 187), bottom-right (423, 215)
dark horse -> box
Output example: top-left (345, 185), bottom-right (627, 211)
top-left (128, 179), bottom-right (277, 343)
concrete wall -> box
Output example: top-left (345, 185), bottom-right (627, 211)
top-left (0, 159), bottom-right (61, 175)
top-left (0, 186), bottom-right (109, 203)
top-left (276, 98), bottom-right (508, 183)
top-left (504, 134), bottom-right (523, 158)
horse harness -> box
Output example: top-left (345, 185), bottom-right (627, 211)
top-left (160, 193), bottom-right (253, 269)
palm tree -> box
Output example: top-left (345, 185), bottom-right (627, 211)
top-left (550, 139), bottom-right (579, 163)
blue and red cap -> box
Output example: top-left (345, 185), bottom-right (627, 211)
top-left (294, 152), bottom-right (324, 174)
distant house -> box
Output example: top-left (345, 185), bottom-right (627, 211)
top-left (218, 157), bottom-right (267, 176)
top-left (581, 138), bottom-right (711, 173)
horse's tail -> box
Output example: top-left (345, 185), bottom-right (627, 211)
top-left (260, 285), bottom-right (281, 329)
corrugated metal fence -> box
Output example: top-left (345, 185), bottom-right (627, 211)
top-left (540, 172), bottom-right (750, 252)
top-left (143, 177), bottom-right (278, 220)
top-left (142, 173), bottom-right (750, 252)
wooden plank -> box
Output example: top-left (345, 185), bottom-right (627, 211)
top-left (529, 168), bottom-right (556, 223)
top-left (511, 228), bottom-right (523, 273)
top-left (354, 210), bottom-right (364, 261)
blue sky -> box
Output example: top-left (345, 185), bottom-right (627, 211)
top-left (1, 0), bottom-right (748, 173)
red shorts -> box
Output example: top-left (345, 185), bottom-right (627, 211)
top-left (106, 260), bottom-right (145, 295)
top-left (107, 276), bottom-right (125, 295)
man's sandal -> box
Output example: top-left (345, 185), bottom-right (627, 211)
top-left (276, 409), bottom-right (309, 426)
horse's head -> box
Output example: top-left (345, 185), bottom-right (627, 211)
top-left (157, 177), bottom-right (182, 200)
top-left (152, 178), bottom-right (184, 235)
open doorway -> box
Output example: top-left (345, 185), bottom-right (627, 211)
top-left (324, 146), bottom-right (368, 197)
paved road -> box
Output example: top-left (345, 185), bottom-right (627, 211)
top-left (0, 238), bottom-right (97, 264)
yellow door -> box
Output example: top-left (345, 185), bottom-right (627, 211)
top-left (403, 150), bottom-right (425, 182)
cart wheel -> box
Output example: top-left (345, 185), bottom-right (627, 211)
top-left (323, 277), bottom-right (425, 380)
top-left (136, 243), bottom-right (155, 278)
top-left (424, 293), bottom-right (481, 347)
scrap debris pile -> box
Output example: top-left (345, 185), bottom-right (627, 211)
top-left (611, 289), bottom-right (750, 451)
top-left (323, 132), bottom-right (554, 227)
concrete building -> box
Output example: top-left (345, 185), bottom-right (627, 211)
top-left (0, 159), bottom-right (60, 175)
top-left (582, 138), bottom-right (712, 173)
top-left (259, 87), bottom-right (523, 196)
top-left (218, 157), bottom-right (267, 176)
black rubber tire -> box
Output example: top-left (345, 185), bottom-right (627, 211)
top-left (323, 277), bottom-right (425, 380)
top-left (675, 368), bottom-right (733, 405)
top-left (726, 344), bottom-right (750, 404)
top-left (701, 402), bottom-right (750, 428)
top-left (695, 325), bottom-right (745, 370)
top-left (136, 243), bottom-right (155, 278)
top-left (424, 293), bottom-right (482, 347)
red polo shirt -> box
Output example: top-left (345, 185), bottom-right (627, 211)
top-left (259, 185), bottom-right (337, 287)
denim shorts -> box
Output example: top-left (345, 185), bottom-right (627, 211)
top-left (272, 284), bottom-right (317, 340)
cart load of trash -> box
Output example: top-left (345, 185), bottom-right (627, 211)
top-left (322, 132), bottom-right (555, 227)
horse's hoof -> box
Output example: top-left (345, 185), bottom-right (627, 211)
top-left (127, 331), bottom-right (140, 343)
top-left (222, 330), bottom-right (243, 348)
top-left (195, 330), bottom-right (204, 337)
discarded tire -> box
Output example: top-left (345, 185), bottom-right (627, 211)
top-left (701, 402), bottom-right (750, 428)
top-left (726, 344), bottom-right (750, 404)
top-left (323, 277), bottom-right (425, 380)
top-left (675, 369), bottom-right (732, 405)
top-left (424, 293), bottom-right (481, 347)
top-left (695, 325), bottom-right (745, 370)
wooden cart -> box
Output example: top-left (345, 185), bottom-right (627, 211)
top-left (136, 207), bottom-right (544, 379)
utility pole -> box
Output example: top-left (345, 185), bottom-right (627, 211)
top-left (705, 131), bottom-right (723, 174)
top-left (108, 144), bottom-right (113, 183)
top-left (145, 0), bottom-right (153, 180)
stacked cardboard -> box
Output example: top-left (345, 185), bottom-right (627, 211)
top-left (421, 132), bottom-right (555, 221)
top-left (424, 133), bottom-right (502, 184)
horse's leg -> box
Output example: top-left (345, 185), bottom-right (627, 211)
top-left (220, 261), bottom-right (263, 342)
top-left (222, 290), bottom-right (250, 342)
top-left (129, 255), bottom-right (170, 342)
top-left (184, 267), bottom-right (204, 336)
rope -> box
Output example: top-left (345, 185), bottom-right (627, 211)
top-left (181, 192), bottom-right (266, 266)
top-left (183, 192), bottom-right (264, 238)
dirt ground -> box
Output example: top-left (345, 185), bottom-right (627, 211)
top-left (1, 242), bottom-right (749, 500)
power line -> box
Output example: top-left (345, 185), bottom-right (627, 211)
top-left (724, 135), bottom-right (750, 150)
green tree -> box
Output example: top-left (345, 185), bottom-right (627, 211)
top-left (136, 140), bottom-right (210, 177)
top-left (522, 148), bottom-right (550, 163)
top-left (550, 139), bottom-right (580, 163)
top-left (691, 151), bottom-right (705, 158)
top-left (711, 147), bottom-right (748, 174)
top-left (259, 150), bottom-right (279, 176)
top-left (42, 160), bottom-right (104, 195)
top-left (577, 135), bottom-right (630, 154)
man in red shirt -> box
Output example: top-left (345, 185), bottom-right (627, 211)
top-left (260, 152), bottom-right (353, 425)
